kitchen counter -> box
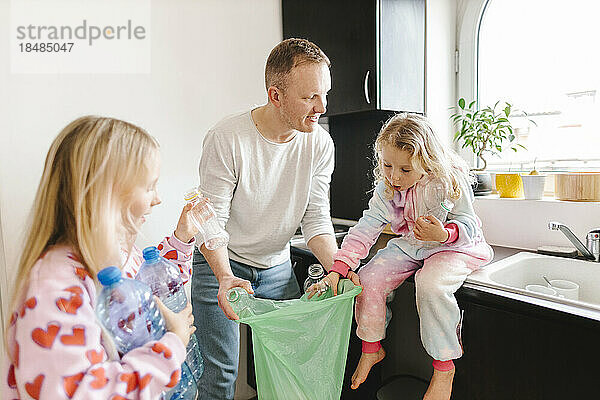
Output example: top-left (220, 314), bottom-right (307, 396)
top-left (292, 230), bottom-right (522, 286)
top-left (292, 234), bottom-right (600, 326)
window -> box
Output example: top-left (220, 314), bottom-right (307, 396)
top-left (478, 0), bottom-right (600, 172)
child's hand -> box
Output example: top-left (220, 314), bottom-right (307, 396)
top-left (306, 272), bottom-right (335, 299)
top-left (155, 297), bottom-right (195, 347)
top-left (413, 215), bottom-right (449, 243)
top-left (174, 198), bottom-right (210, 243)
top-left (306, 270), bottom-right (363, 299)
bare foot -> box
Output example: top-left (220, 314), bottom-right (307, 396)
top-left (423, 367), bottom-right (455, 400)
top-left (350, 348), bottom-right (386, 389)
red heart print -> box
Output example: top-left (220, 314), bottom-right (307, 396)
top-left (137, 373), bottom-right (152, 391)
top-left (65, 286), bottom-right (83, 296)
top-left (74, 266), bottom-right (90, 281)
top-left (63, 372), bottom-right (84, 398)
top-left (89, 367), bottom-right (108, 389)
top-left (163, 250), bottom-right (178, 260)
top-left (157, 243), bottom-right (164, 250)
top-left (19, 297), bottom-right (37, 317)
top-left (56, 293), bottom-right (83, 315)
top-left (119, 372), bottom-right (138, 393)
top-left (166, 369), bottom-right (180, 388)
top-left (32, 322), bottom-right (61, 349)
top-left (14, 341), bottom-right (19, 368)
top-left (86, 349), bottom-right (104, 365)
top-left (25, 374), bottom-right (44, 399)
top-left (10, 311), bottom-right (17, 326)
top-left (67, 252), bottom-right (81, 263)
top-left (7, 364), bottom-right (16, 388)
top-left (60, 326), bottom-right (86, 346)
top-left (151, 342), bottom-right (172, 359)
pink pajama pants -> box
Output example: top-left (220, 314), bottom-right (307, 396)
top-left (356, 244), bottom-right (485, 361)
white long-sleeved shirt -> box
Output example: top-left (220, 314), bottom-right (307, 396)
top-left (198, 110), bottom-right (335, 269)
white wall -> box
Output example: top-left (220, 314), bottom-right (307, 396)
top-left (0, 0), bottom-right (281, 350)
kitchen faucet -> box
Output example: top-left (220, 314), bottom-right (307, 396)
top-left (548, 221), bottom-right (600, 262)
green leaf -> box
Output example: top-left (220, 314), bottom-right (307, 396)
top-left (469, 100), bottom-right (476, 109)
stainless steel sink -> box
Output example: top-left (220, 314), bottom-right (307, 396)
top-left (467, 252), bottom-right (600, 311)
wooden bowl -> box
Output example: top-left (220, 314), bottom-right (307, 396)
top-left (555, 173), bottom-right (600, 201)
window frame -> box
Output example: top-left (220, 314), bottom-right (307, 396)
top-left (458, 0), bottom-right (600, 173)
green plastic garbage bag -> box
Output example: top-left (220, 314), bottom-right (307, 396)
top-left (228, 280), bottom-right (362, 400)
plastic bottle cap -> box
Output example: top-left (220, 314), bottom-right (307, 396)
top-left (98, 266), bottom-right (122, 286)
top-left (441, 202), bottom-right (452, 212)
top-left (184, 188), bottom-right (201, 202)
top-left (142, 246), bottom-right (160, 262)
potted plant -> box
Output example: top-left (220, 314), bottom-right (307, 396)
top-left (450, 98), bottom-right (526, 196)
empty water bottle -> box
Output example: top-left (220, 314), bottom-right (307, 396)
top-left (96, 266), bottom-right (166, 354)
top-left (227, 288), bottom-right (295, 319)
top-left (406, 177), bottom-right (455, 248)
top-left (137, 247), bottom-right (188, 312)
top-left (136, 247), bottom-right (204, 400)
top-left (184, 188), bottom-right (229, 250)
top-left (303, 264), bottom-right (325, 293)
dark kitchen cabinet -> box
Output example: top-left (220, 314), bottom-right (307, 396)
top-left (452, 288), bottom-right (600, 399)
top-left (282, 0), bottom-right (425, 116)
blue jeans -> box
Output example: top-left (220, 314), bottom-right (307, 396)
top-left (191, 248), bottom-right (301, 400)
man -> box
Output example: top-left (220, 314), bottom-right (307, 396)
top-left (192, 38), bottom-right (343, 399)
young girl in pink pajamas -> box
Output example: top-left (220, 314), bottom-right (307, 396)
top-left (325, 113), bottom-right (492, 399)
top-left (3, 116), bottom-right (206, 399)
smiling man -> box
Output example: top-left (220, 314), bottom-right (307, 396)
top-left (191, 38), bottom-right (338, 399)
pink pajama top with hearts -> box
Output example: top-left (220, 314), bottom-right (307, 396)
top-left (2, 233), bottom-right (194, 400)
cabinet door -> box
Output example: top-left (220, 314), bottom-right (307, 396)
top-left (380, 0), bottom-right (425, 113)
top-left (282, 0), bottom-right (377, 116)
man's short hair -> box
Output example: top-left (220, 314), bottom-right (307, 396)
top-left (265, 38), bottom-right (330, 90)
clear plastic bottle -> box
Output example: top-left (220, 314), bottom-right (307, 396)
top-left (136, 247), bottom-right (204, 400)
top-left (226, 288), bottom-right (295, 319)
top-left (96, 266), bottom-right (166, 354)
top-left (303, 264), bottom-right (325, 293)
top-left (405, 177), bottom-right (455, 248)
top-left (137, 247), bottom-right (187, 312)
top-left (184, 188), bottom-right (229, 251)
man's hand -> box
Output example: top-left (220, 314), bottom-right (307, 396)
top-left (217, 275), bottom-right (254, 320)
top-left (413, 215), bottom-right (448, 242)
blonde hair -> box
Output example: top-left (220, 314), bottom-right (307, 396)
top-left (7, 116), bottom-right (159, 333)
top-left (373, 113), bottom-right (473, 199)
top-left (265, 38), bottom-right (330, 90)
